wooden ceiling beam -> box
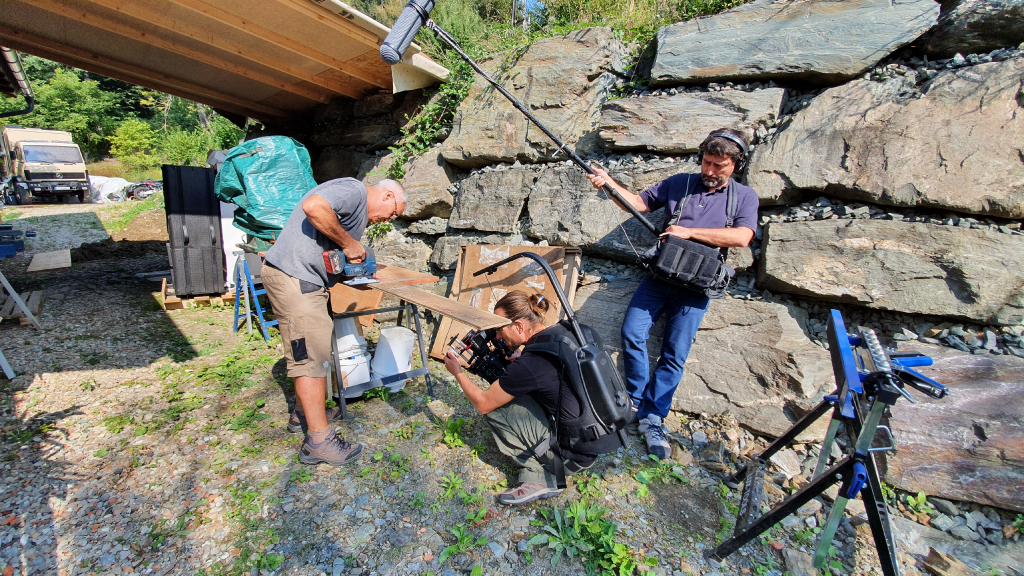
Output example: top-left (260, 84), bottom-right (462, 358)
top-left (272, 0), bottom-right (382, 50)
top-left (0, 29), bottom-right (288, 120)
top-left (165, 0), bottom-right (389, 88)
top-left (18, 0), bottom-right (340, 103)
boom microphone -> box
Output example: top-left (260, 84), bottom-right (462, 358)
top-left (380, 0), bottom-right (437, 65)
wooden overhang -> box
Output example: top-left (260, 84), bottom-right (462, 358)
top-left (0, 0), bottom-right (448, 122)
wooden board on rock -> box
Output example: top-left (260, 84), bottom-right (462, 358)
top-left (429, 245), bottom-right (580, 361)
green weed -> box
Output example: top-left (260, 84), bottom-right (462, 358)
top-left (438, 524), bottom-right (486, 565)
top-left (102, 415), bottom-right (134, 434)
top-left (440, 471), bottom-right (464, 499)
top-left (529, 499), bottom-right (657, 574)
top-left (436, 415), bottom-right (466, 449)
top-left (364, 386), bottom-right (391, 402)
top-left (290, 469), bottom-right (312, 483)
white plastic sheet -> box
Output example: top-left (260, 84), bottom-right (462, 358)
top-left (88, 175), bottom-right (130, 203)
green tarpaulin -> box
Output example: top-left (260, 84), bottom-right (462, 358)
top-left (214, 136), bottom-right (317, 240)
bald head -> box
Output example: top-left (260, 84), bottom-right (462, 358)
top-left (366, 179), bottom-right (407, 223)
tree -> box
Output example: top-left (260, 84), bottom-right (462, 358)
top-left (0, 69), bottom-right (116, 158)
top-left (107, 119), bottom-right (159, 172)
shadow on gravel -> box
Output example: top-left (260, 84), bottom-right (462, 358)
top-left (0, 404), bottom-right (82, 573)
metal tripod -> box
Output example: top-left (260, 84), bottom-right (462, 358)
top-left (708, 309), bottom-right (947, 575)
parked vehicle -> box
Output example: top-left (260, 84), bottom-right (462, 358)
top-left (1, 126), bottom-right (90, 204)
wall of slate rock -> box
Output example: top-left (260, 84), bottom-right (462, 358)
top-left (298, 0), bottom-right (1024, 514)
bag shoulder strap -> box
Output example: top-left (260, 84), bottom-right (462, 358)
top-left (725, 180), bottom-right (738, 228)
top-left (667, 174), bottom-right (701, 231)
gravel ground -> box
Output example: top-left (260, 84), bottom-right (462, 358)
top-left (1, 204), bottom-right (1020, 576)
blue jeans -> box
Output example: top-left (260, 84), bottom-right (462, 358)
top-left (621, 275), bottom-right (710, 420)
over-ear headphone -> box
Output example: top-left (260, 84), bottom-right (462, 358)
top-left (697, 131), bottom-right (749, 172)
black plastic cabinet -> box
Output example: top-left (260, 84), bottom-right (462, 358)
top-left (163, 165), bottom-right (225, 296)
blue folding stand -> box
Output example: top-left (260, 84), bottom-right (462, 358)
top-left (708, 310), bottom-right (948, 576)
top-left (232, 254), bottom-right (277, 341)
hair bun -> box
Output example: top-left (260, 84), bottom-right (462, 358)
top-left (529, 293), bottom-right (550, 316)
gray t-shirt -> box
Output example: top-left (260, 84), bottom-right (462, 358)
top-left (264, 178), bottom-right (368, 288)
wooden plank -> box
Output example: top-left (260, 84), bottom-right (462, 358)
top-left (375, 267), bottom-right (439, 285)
top-left (329, 283), bottom-right (384, 327)
top-left (164, 0), bottom-right (389, 88)
top-left (327, 265), bottom-right (438, 327)
top-left (17, 291), bottom-right (43, 325)
top-left (21, 0), bottom-right (337, 103)
top-left (79, 0), bottom-right (364, 99)
top-left (26, 250), bottom-right (71, 272)
top-left (0, 294), bottom-right (16, 318)
top-left (0, 30), bottom-right (288, 120)
top-left (374, 281), bottom-right (510, 331)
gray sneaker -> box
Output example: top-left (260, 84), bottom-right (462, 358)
top-left (643, 414), bottom-right (671, 460)
top-left (298, 429), bottom-right (362, 466)
top-left (288, 406), bottom-right (342, 433)
top-left (497, 482), bottom-right (563, 506)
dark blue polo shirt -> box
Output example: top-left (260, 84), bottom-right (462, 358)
top-left (639, 173), bottom-right (759, 232)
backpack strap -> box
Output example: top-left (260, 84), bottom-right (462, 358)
top-left (666, 174), bottom-right (701, 232)
top-left (522, 336), bottom-right (578, 491)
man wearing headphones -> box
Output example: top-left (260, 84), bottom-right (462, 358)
top-left (588, 128), bottom-right (759, 459)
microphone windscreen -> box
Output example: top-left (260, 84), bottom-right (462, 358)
top-left (380, 0), bottom-right (436, 65)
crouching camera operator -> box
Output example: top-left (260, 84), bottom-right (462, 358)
top-left (443, 291), bottom-right (598, 506)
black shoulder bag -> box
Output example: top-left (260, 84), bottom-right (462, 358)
top-left (640, 175), bottom-right (738, 299)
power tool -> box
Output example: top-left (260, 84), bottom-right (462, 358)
top-left (323, 247), bottom-right (379, 286)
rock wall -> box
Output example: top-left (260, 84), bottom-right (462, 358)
top-left (302, 0), bottom-right (1024, 514)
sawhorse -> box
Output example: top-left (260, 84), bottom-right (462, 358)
top-left (0, 269), bottom-right (41, 379)
top-left (708, 309), bottom-right (947, 576)
top-left (327, 301), bottom-right (433, 421)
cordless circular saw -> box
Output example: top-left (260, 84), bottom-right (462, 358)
top-left (323, 247), bottom-right (380, 286)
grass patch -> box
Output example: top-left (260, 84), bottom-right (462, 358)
top-left (101, 191), bottom-right (165, 233)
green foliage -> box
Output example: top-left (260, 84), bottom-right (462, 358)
top-left (529, 500), bottom-right (656, 575)
top-left (410, 492), bottom-right (427, 507)
top-left (102, 414), bottom-right (134, 434)
top-left (440, 471), bottom-right (465, 499)
top-left (1014, 514), bottom-right (1024, 531)
top-left (290, 468), bottom-right (312, 483)
top-left (438, 524), bottom-right (487, 565)
top-left (634, 455), bottom-right (688, 497)
top-left (209, 115), bottom-right (245, 149)
top-left (386, 57), bottom-right (474, 181)
top-left (436, 415), bottom-right (467, 449)
top-left (905, 491), bottom-right (934, 515)
top-left (108, 119), bottom-right (160, 172)
top-left (366, 221), bottom-right (394, 243)
top-left (163, 128), bottom-right (213, 166)
top-left (94, 447), bottom-right (109, 458)
top-left (0, 68), bottom-right (116, 158)
top-left (226, 401), bottom-right (271, 432)
top-left (364, 385), bottom-right (392, 402)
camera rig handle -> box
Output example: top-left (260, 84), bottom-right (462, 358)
top-left (473, 251), bottom-right (586, 345)
top-left (425, 19), bottom-right (660, 237)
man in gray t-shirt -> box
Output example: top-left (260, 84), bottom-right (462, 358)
top-left (262, 177), bottom-right (406, 466)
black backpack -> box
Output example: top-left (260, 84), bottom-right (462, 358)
top-left (524, 320), bottom-right (631, 487)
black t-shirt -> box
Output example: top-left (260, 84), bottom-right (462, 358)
top-left (498, 349), bottom-right (581, 424)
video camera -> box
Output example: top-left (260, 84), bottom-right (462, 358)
top-left (448, 328), bottom-right (513, 383)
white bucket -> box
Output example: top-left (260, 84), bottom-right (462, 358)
top-left (337, 352), bottom-right (372, 388)
top-left (333, 317), bottom-right (367, 356)
top-left (371, 326), bottom-right (416, 389)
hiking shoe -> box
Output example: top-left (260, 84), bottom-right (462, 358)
top-left (643, 414), bottom-right (671, 460)
top-left (497, 482), bottom-right (562, 506)
top-left (288, 406), bottom-right (342, 433)
top-left (298, 429), bottom-right (362, 466)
